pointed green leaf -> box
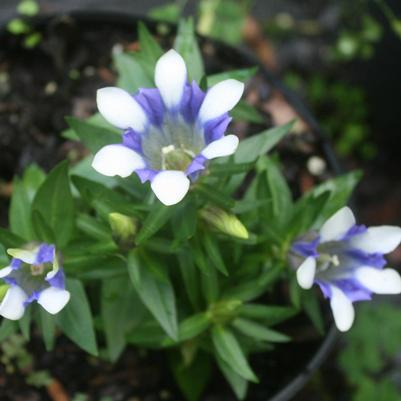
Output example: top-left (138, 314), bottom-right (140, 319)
top-left (232, 318), bottom-right (290, 342)
top-left (212, 325), bottom-right (258, 382)
top-left (32, 161), bottom-right (75, 248)
top-left (56, 279), bottom-right (98, 355)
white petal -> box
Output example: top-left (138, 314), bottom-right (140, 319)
top-left (319, 207), bottom-right (356, 243)
top-left (350, 226), bottom-right (401, 254)
top-left (97, 87), bottom-right (147, 131)
top-left (37, 287), bottom-right (71, 315)
top-left (7, 248), bottom-right (38, 264)
top-left (92, 144), bottom-right (146, 178)
top-left (330, 286), bottom-right (355, 332)
top-left (0, 266), bottom-right (13, 278)
top-left (296, 257), bottom-right (316, 289)
top-left (0, 286), bottom-right (27, 320)
top-left (198, 79), bottom-right (244, 123)
top-left (151, 171), bottom-right (190, 206)
top-left (154, 49), bottom-right (187, 109)
top-left (201, 135), bottom-right (239, 159)
top-left (355, 267), bottom-right (401, 294)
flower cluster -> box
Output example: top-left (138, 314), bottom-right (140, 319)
top-left (292, 207), bottom-right (401, 331)
top-left (0, 243), bottom-right (70, 320)
top-left (92, 49), bottom-right (244, 206)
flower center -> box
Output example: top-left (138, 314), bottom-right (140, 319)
top-left (161, 145), bottom-right (194, 171)
top-left (140, 116), bottom-right (205, 171)
top-left (318, 253), bottom-right (340, 271)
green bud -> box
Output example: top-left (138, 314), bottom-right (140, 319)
top-left (0, 284), bottom-right (10, 302)
top-left (108, 212), bottom-right (139, 250)
top-left (208, 299), bottom-right (242, 324)
top-left (200, 206), bottom-right (249, 239)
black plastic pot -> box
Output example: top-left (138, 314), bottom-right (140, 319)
top-left (0, 10), bottom-right (339, 401)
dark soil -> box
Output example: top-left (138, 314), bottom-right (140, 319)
top-left (0, 13), bottom-right (339, 401)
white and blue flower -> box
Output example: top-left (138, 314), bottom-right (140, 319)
top-left (0, 243), bottom-right (70, 320)
top-left (292, 207), bottom-right (401, 332)
top-left (92, 49), bottom-right (244, 206)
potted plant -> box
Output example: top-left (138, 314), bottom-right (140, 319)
top-left (0, 11), bottom-right (400, 401)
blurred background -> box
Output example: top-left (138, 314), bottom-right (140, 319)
top-left (1, 0), bottom-right (401, 400)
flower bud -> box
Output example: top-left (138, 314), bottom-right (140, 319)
top-left (200, 206), bottom-right (249, 239)
top-left (108, 212), bottom-right (139, 250)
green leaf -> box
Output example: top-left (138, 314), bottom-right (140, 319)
top-left (32, 161), bottom-right (75, 248)
top-left (102, 276), bottom-right (147, 361)
top-left (0, 227), bottom-right (26, 248)
top-left (38, 308), bottom-right (56, 351)
top-left (9, 178), bottom-right (33, 239)
top-left (174, 18), bottom-right (205, 82)
top-left (202, 232), bottom-right (228, 276)
top-left (66, 116), bottom-right (120, 154)
top-left (114, 51), bottom-right (153, 92)
top-left (128, 250), bottom-right (178, 340)
top-left (232, 318), bottom-right (290, 342)
top-left (18, 306), bottom-right (31, 340)
top-left (231, 101), bottom-right (264, 124)
top-left (299, 171), bottom-right (363, 225)
top-left (301, 290), bottom-right (325, 335)
top-left (136, 204), bottom-right (176, 245)
top-left (207, 67), bottom-right (258, 87)
top-left (32, 210), bottom-right (56, 244)
top-left (239, 304), bottom-right (297, 326)
top-left (178, 251), bottom-right (202, 310)
top-left (0, 319), bottom-right (17, 342)
top-left (235, 121), bottom-right (294, 164)
top-left (212, 325), bottom-right (258, 382)
top-left (216, 354), bottom-right (248, 400)
top-left (56, 278), bottom-right (98, 356)
top-left (195, 183), bottom-right (235, 209)
top-left (138, 22), bottom-right (163, 65)
top-left (178, 313), bottom-right (210, 342)
top-left (169, 351), bottom-right (211, 401)
top-left (149, 3), bottom-right (182, 22)
top-left (209, 161), bottom-right (255, 176)
top-left (172, 200), bottom-right (197, 242)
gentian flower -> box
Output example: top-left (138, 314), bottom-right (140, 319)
top-left (92, 49), bottom-right (244, 205)
top-left (0, 243), bottom-right (70, 320)
top-left (292, 207), bottom-right (401, 332)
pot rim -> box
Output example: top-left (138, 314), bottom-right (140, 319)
top-left (0, 9), bottom-right (339, 401)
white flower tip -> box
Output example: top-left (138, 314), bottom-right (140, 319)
top-left (96, 86), bottom-right (147, 131)
top-left (296, 257), bottom-right (316, 289)
top-left (320, 206), bottom-right (356, 243)
top-left (356, 267), bottom-right (401, 294)
top-left (201, 135), bottom-right (239, 159)
top-left (92, 144), bottom-right (145, 178)
top-left (38, 287), bottom-right (71, 315)
top-left (151, 171), bottom-right (190, 206)
top-left (330, 286), bottom-right (355, 332)
top-left (155, 49), bottom-right (187, 109)
top-left (0, 266), bottom-right (13, 279)
top-left (351, 225), bottom-right (401, 254)
top-left (0, 286), bottom-right (27, 320)
top-left (198, 79), bottom-right (244, 123)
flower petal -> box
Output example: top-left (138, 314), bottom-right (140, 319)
top-left (37, 287), bottom-right (71, 315)
top-left (329, 286), bottom-right (355, 332)
top-left (355, 267), bottom-right (401, 294)
top-left (151, 171), bottom-right (190, 206)
top-left (97, 87), bottom-right (147, 131)
top-left (350, 226), bottom-right (401, 254)
top-left (154, 49), bottom-right (187, 109)
top-left (198, 79), bottom-right (244, 123)
top-left (7, 248), bottom-right (38, 264)
top-left (201, 135), bottom-right (239, 159)
top-left (92, 145), bottom-right (146, 178)
top-left (0, 286), bottom-right (27, 320)
top-left (319, 207), bottom-right (356, 243)
top-left (296, 256), bottom-right (316, 289)
top-left (0, 266), bottom-right (13, 278)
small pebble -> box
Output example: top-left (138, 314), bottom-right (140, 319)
top-left (44, 81), bottom-right (58, 95)
top-left (307, 156), bottom-right (326, 176)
